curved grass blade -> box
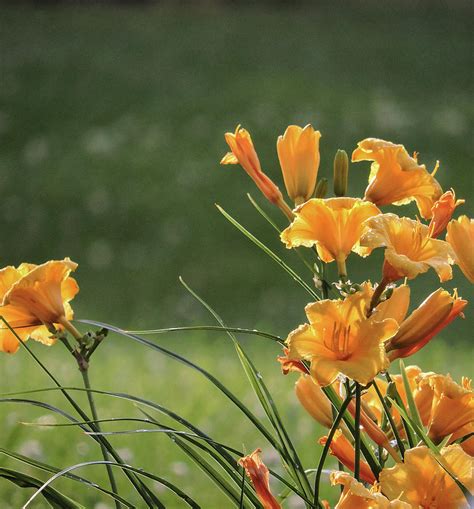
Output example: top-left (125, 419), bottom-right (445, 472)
top-left (399, 360), bottom-right (423, 429)
top-left (0, 448), bottom-right (134, 508)
top-left (216, 204), bottom-right (320, 301)
top-left (0, 467), bottom-right (85, 509)
top-left (179, 277), bottom-right (314, 501)
top-left (22, 461), bottom-right (200, 509)
top-left (79, 321), bottom-right (284, 344)
top-left (0, 316), bottom-right (162, 509)
top-left (74, 320), bottom-right (284, 457)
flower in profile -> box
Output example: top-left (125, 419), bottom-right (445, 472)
top-left (281, 198), bottom-right (380, 277)
top-left (0, 259), bottom-right (79, 354)
top-left (428, 189), bottom-right (464, 238)
top-left (319, 430), bottom-right (376, 484)
top-left (380, 445), bottom-right (474, 508)
top-left (238, 449), bottom-right (281, 509)
top-left (413, 374), bottom-right (474, 451)
top-left (330, 471), bottom-right (410, 509)
top-left (276, 124), bottom-right (321, 204)
top-left (295, 374), bottom-right (333, 428)
top-left (446, 215), bottom-right (474, 283)
top-left (385, 288), bottom-right (467, 360)
top-left (221, 126), bottom-right (292, 219)
top-left (361, 213), bottom-right (454, 282)
top-left (285, 288), bottom-right (398, 386)
top-left (352, 138), bottom-right (442, 219)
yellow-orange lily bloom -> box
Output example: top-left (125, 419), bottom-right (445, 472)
top-left (0, 259), bottom-right (79, 354)
top-left (413, 374), bottom-right (474, 449)
top-left (277, 124), bottom-right (321, 204)
top-left (221, 126), bottom-right (292, 219)
top-left (379, 286), bottom-right (467, 360)
top-left (238, 449), bottom-right (281, 509)
top-left (428, 189), bottom-right (464, 238)
top-left (361, 213), bottom-right (454, 282)
top-left (380, 445), bottom-right (474, 508)
top-left (446, 215), bottom-right (474, 283)
top-left (320, 430), bottom-right (377, 484)
top-left (330, 471), bottom-right (410, 509)
top-left (281, 198), bottom-right (380, 277)
top-left (295, 374), bottom-right (333, 428)
top-left (286, 289), bottom-right (398, 386)
top-left (352, 138), bottom-right (442, 219)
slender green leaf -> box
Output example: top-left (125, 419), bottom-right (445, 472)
top-left (399, 360), bottom-right (423, 429)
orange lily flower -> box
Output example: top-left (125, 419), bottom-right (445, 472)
top-left (238, 449), bottom-right (281, 509)
top-left (413, 374), bottom-right (474, 449)
top-left (428, 189), bottom-right (464, 238)
top-left (285, 289), bottom-right (398, 386)
top-left (380, 445), bottom-right (474, 508)
top-left (0, 259), bottom-right (79, 354)
top-left (352, 138), bottom-right (442, 219)
top-left (277, 347), bottom-right (307, 375)
top-left (295, 374), bottom-right (333, 428)
top-left (320, 430), bottom-right (377, 484)
top-left (361, 213), bottom-right (454, 282)
top-left (281, 198), bottom-right (380, 277)
top-left (330, 471), bottom-right (410, 509)
top-left (221, 126), bottom-right (293, 219)
top-left (446, 215), bottom-right (474, 283)
top-left (277, 124), bottom-right (321, 204)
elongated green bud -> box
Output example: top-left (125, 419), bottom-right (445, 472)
top-left (314, 178), bottom-right (328, 198)
top-left (333, 149), bottom-right (349, 197)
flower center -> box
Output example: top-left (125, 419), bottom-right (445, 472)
top-left (325, 322), bottom-right (352, 359)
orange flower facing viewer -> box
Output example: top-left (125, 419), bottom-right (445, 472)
top-left (361, 213), bottom-right (454, 282)
top-left (380, 445), bottom-right (474, 509)
top-left (221, 126), bottom-right (292, 219)
top-left (352, 138), bottom-right (442, 219)
top-left (238, 449), bottom-right (281, 509)
top-left (277, 124), bottom-right (321, 204)
top-left (281, 198), bottom-right (380, 277)
top-left (0, 259), bottom-right (79, 353)
top-left (286, 289), bottom-right (398, 386)
top-left (446, 215), bottom-right (474, 283)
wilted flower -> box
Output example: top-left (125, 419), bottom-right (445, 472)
top-left (379, 445), bottom-right (474, 508)
top-left (352, 138), bottom-right (442, 219)
top-left (446, 215), bottom-right (474, 283)
top-left (285, 289), bottom-right (398, 386)
top-left (361, 213), bottom-right (454, 282)
top-left (330, 471), bottom-right (410, 509)
top-left (238, 449), bottom-right (281, 509)
top-left (281, 197), bottom-right (380, 277)
top-left (0, 259), bottom-right (79, 354)
top-left (428, 189), bottom-right (464, 238)
top-left (277, 124), bottom-right (321, 204)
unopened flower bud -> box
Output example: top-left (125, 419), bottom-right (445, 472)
top-left (314, 178), bottom-right (328, 198)
top-left (333, 149), bottom-right (349, 197)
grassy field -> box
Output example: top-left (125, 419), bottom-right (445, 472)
top-left (0, 2), bottom-right (473, 507)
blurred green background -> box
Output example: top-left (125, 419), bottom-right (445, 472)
top-left (0, 2), bottom-right (473, 507)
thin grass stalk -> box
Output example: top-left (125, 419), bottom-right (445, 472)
top-left (313, 391), bottom-right (353, 506)
top-left (372, 380), bottom-right (405, 457)
top-left (179, 277), bottom-right (314, 502)
top-left (81, 369), bottom-right (120, 509)
top-left (354, 383), bottom-right (361, 481)
top-left (0, 317), bottom-right (161, 509)
top-left (384, 372), bottom-right (416, 448)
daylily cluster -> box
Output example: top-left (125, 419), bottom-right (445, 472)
top-left (222, 124), bottom-right (473, 507)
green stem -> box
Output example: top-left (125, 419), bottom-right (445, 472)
top-left (354, 383), bottom-right (361, 481)
top-left (372, 380), bottom-right (405, 457)
top-left (313, 391), bottom-right (353, 505)
top-left (81, 369), bottom-right (121, 509)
